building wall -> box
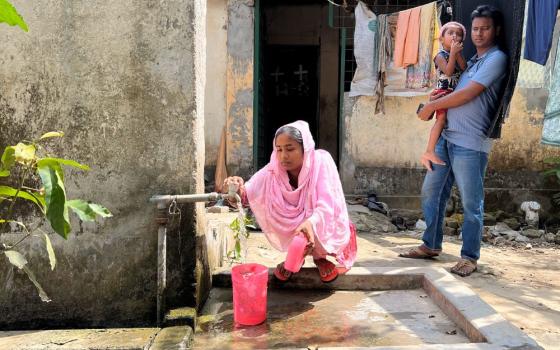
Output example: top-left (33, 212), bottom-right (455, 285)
top-left (205, 0), bottom-right (228, 168)
top-left (340, 84), bottom-right (560, 212)
top-left (226, 0), bottom-right (254, 179)
top-left (0, 0), bottom-right (206, 328)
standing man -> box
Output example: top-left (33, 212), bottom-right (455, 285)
top-left (399, 5), bottom-right (507, 277)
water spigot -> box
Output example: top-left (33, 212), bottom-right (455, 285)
top-left (228, 182), bottom-right (241, 204)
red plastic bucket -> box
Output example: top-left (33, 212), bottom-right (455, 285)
top-left (231, 263), bottom-right (268, 325)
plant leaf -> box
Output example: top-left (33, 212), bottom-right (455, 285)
top-left (235, 240), bottom-right (241, 259)
top-left (22, 265), bottom-right (51, 302)
top-left (0, 169), bottom-right (9, 177)
top-left (66, 200), bottom-right (112, 222)
top-left (0, 186), bottom-right (45, 212)
top-left (43, 233), bottom-right (56, 271)
top-left (39, 131), bottom-right (64, 140)
top-left (4, 250), bottom-right (28, 268)
top-left (37, 158), bottom-right (90, 171)
top-left (38, 163), bottom-right (71, 239)
top-left (13, 143), bottom-right (36, 164)
top-left (542, 169), bottom-right (558, 177)
top-left (1, 146), bottom-right (15, 170)
top-left (66, 199), bottom-right (95, 221)
top-left (4, 250), bottom-right (51, 302)
top-left (88, 203), bottom-right (112, 218)
top-left (0, 0), bottom-right (28, 32)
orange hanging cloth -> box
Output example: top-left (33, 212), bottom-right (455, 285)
top-left (393, 9), bottom-right (411, 68)
top-left (393, 6), bottom-right (422, 68)
top-left (403, 6), bottom-right (421, 67)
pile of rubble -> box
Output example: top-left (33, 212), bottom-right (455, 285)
top-left (347, 200), bottom-right (560, 248)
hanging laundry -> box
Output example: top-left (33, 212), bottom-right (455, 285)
top-left (542, 35), bottom-right (560, 146)
top-left (431, 3), bottom-right (442, 81)
top-left (518, 3), bottom-right (560, 88)
top-left (439, 0), bottom-right (453, 24)
top-left (524, 0), bottom-right (560, 65)
top-left (385, 13), bottom-right (409, 95)
top-left (406, 2), bottom-right (436, 89)
top-left (393, 6), bottom-right (421, 68)
top-left (375, 14), bottom-right (391, 114)
top-left (349, 1), bottom-right (378, 97)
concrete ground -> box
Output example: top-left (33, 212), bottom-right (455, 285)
top-left (0, 326), bottom-right (193, 350)
top-left (195, 288), bottom-right (470, 349)
top-left (1, 230), bottom-right (557, 349)
top-left (238, 230), bottom-right (560, 350)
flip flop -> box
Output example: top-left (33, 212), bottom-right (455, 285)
top-left (273, 262), bottom-right (292, 282)
top-left (398, 245), bottom-right (440, 259)
top-left (450, 259), bottom-right (477, 277)
top-left (313, 258), bottom-right (338, 283)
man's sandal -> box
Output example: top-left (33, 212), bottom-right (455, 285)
top-left (273, 262), bottom-right (292, 282)
top-left (450, 259), bottom-right (477, 277)
top-left (313, 258), bottom-right (338, 283)
top-left (398, 245), bottom-right (440, 259)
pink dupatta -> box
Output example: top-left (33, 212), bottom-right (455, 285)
top-left (245, 121), bottom-right (357, 269)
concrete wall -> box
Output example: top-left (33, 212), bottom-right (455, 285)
top-left (0, 0), bottom-right (206, 328)
top-left (205, 0), bottom-right (228, 169)
top-left (226, 0), bottom-right (254, 179)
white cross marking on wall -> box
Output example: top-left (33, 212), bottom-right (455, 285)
top-left (293, 64), bottom-right (308, 81)
top-left (270, 66), bottom-right (285, 82)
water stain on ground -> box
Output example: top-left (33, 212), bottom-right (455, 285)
top-left (194, 288), bottom-right (469, 349)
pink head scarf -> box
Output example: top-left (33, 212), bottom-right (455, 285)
top-left (245, 121), bottom-right (356, 268)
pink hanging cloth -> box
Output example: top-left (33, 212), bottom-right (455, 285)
top-left (245, 121), bottom-right (357, 269)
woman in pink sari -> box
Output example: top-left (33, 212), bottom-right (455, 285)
top-left (224, 121), bottom-right (357, 283)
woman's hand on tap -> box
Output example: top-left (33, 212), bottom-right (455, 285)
top-left (222, 176), bottom-right (245, 194)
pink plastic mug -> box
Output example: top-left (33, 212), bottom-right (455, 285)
top-left (231, 263), bottom-right (268, 326)
top-left (284, 233), bottom-right (307, 273)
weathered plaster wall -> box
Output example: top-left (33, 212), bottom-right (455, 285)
top-left (226, 0), bottom-right (254, 178)
top-left (0, 0), bottom-right (206, 328)
top-left (341, 85), bottom-right (560, 210)
top-left (205, 0), bottom-right (228, 168)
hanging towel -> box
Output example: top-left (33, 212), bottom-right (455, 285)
top-left (524, 0), bottom-right (560, 66)
top-left (406, 2), bottom-right (436, 89)
top-left (542, 35), bottom-right (560, 146)
top-left (393, 9), bottom-right (411, 68)
top-left (393, 7), bottom-right (421, 68)
top-left (349, 1), bottom-right (378, 97)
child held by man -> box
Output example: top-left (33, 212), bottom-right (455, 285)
top-left (421, 21), bottom-right (467, 170)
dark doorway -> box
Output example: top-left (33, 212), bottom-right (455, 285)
top-left (263, 45), bottom-right (319, 158)
top-left (254, 0), bottom-right (340, 169)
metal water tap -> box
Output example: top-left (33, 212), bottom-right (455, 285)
top-left (149, 185), bottom-right (239, 206)
top-left (228, 182), bottom-right (242, 204)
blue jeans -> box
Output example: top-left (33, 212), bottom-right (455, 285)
top-left (421, 138), bottom-right (488, 261)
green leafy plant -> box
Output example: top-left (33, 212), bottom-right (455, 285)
top-left (541, 157), bottom-right (560, 205)
top-left (1, 132), bottom-right (112, 301)
top-left (0, 0), bottom-right (28, 32)
top-left (227, 216), bottom-right (253, 262)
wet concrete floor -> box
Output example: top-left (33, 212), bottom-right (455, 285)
top-left (194, 288), bottom-right (469, 349)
